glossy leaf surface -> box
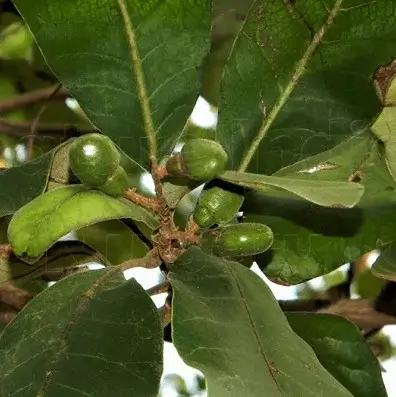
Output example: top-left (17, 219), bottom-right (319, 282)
top-left (169, 247), bottom-right (352, 397)
top-left (14, 0), bottom-right (212, 167)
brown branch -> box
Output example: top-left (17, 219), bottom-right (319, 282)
top-left (0, 119), bottom-right (96, 138)
top-left (0, 302), bottom-right (19, 324)
top-left (146, 281), bottom-right (170, 296)
top-left (27, 83), bottom-right (63, 160)
top-left (0, 283), bottom-right (32, 310)
top-left (280, 298), bottom-right (396, 331)
top-left (158, 303), bottom-right (171, 327)
top-left (0, 85), bottom-right (69, 114)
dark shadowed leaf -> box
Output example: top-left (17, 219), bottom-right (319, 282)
top-left (244, 132), bottom-right (396, 284)
top-left (0, 240), bottom-right (108, 284)
top-left (169, 247), bottom-right (353, 397)
top-left (220, 171), bottom-right (364, 208)
top-left (8, 185), bottom-right (159, 263)
top-left (76, 219), bottom-right (148, 265)
top-left (0, 268), bottom-right (163, 397)
top-left (0, 150), bottom-right (53, 218)
top-left (14, 0), bottom-right (212, 167)
top-left (215, 1), bottom-right (396, 172)
top-left (287, 313), bottom-right (387, 397)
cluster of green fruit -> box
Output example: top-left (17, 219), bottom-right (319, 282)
top-left (68, 134), bottom-right (273, 259)
top-left (166, 138), bottom-right (274, 258)
top-left (68, 133), bottom-right (128, 197)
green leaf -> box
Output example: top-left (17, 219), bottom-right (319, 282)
top-left (8, 185), bottom-right (159, 263)
top-left (215, 1), bottom-right (396, 172)
top-left (371, 75), bottom-right (396, 182)
top-left (372, 243), bottom-right (396, 282)
top-left (14, 0), bottom-right (212, 167)
top-left (0, 240), bottom-right (108, 284)
top-left (200, 0), bottom-right (255, 106)
top-left (0, 268), bottom-right (163, 397)
top-left (76, 219), bottom-right (148, 266)
top-left (352, 268), bottom-right (386, 299)
top-left (169, 247), bottom-right (353, 397)
top-left (0, 20), bottom-right (34, 61)
top-left (220, 171), bottom-right (364, 208)
top-left (287, 313), bottom-right (387, 397)
top-left (244, 131), bottom-right (396, 284)
top-left (0, 151), bottom-right (53, 218)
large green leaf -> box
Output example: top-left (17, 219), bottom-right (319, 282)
top-left (287, 313), bottom-right (387, 397)
top-left (8, 185), bottom-right (159, 263)
top-left (76, 219), bottom-right (148, 265)
top-left (169, 247), bottom-right (353, 397)
top-left (215, 1), bottom-right (396, 172)
top-left (0, 268), bottom-right (163, 397)
top-left (244, 131), bottom-right (396, 284)
top-left (0, 151), bottom-right (53, 218)
top-left (220, 171), bottom-right (364, 208)
top-left (14, 0), bottom-right (212, 167)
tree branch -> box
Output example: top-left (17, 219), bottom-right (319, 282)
top-left (280, 298), bottom-right (396, 331)
top-left (0, 119), bottom-right (96, 138)
top-left (0, 85), bottom-right (69, 114)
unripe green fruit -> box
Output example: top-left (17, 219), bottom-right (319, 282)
top-left (166, 139), bottom-right (228, 181)
top-left (193, 186), bottom-right (244, 228)
top-left (69, 133), bottom-right (120, 187)
top-left (202, 223), bottom-right (274, 257)
top-left (98, 165), bottom-right (129, 197)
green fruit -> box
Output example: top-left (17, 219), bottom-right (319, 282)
top-left (98, 166), bottom-right (129, 197)
top-left (69, 133), bottom-right (120, 187)
top-left (202, 223), bottom-right (274, 257)
top-left (166, 139), bottom-right (228, 181)
top-left (193, 186), bottom-right (244, 228)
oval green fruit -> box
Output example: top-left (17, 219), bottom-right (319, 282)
top-left (166, 139), bottom-right (228, 181)
top-left (69, 133), bottom-right (120, 187)
top-left (182, 139), bottom-right (228, 181)
top-left (193, 186), bottom-right (244, 228)
top-left (202, 223), bottom-right (274, 257)
top-left (98, 165), bottom-right (129, 197)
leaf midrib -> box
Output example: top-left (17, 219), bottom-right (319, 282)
top-left (228, 263), bottom-right (285, 396)
top-left (36, 268), bottom-right (121, 397)
top-left (238, 0), bottom-right (344, 172)
top-left (116, 0), bottom-right (157, 162)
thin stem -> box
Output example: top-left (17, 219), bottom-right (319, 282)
top-left (238, 0), bottom-right (343, 172)
top-left (158, 303), bottom-right (171, 327)
top-left (0, 119), bottom-right (95, 137)
top-left (116, 0), bottom-right (157, 161)
top-left (147, 281), bottom-right (170, 296)
top-left (27, 83), bottom-right (63, 160)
